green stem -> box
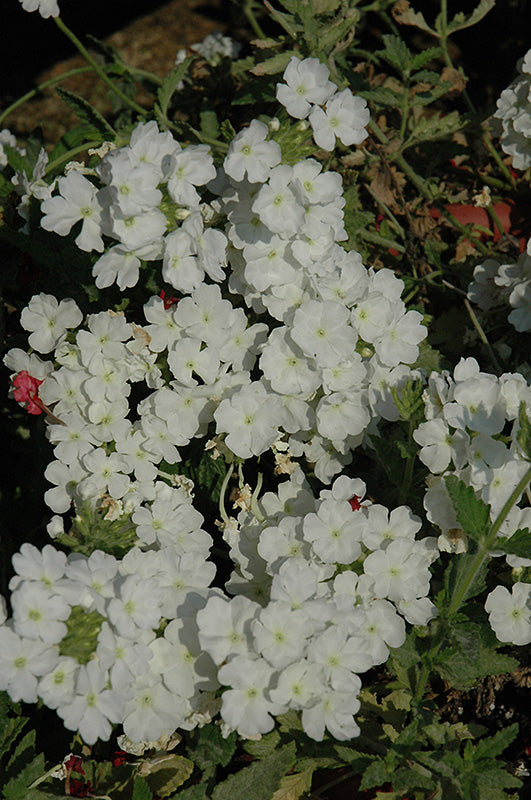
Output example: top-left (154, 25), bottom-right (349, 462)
top-left (481, 130), bottom-right (517, 189)
top-left (54, 17), bottom-right (147, 116)
top-left (243, 0), bottom-right (267, 39)
top-left (218, 463), bottom-right (234, 526)
top-left (0, 66), bottom-right (93, 127)
top-left (44, 141), bottom-right (102, 175)
top-left (398, 421), bottom-right (416, 506)
top-left (438, 0), bottom-right (475, 114)
top-left (463, 297), bottom-right (503, 374)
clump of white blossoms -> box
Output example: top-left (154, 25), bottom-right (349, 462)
top-left (493, 47), bottom-right (531, 170)
top-left (276, 56), bottom-right (370, 151)
top-left (0, 56), bottom-right (440, 745)
top-left (467, 249), bottom-right (531, 333)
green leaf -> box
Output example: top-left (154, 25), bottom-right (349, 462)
top-left (6, 727), bottom-right (36, 775)
top-left (441, 552), bottom-right (488, 608)
top-left (271, 767), bottom-right (314, 800)
top-left (517, 401), bottom-right (531, 460)
top-left (156, 59), bottom-right (193, 119)
top-left (200, 110), bottom-right (220, 140)
top-left (379, 34), bottom-right (412, 74)
top-left (212, 742), bottom-right (296, 800)
top-left (244, 729), bottom-right (282, 759)
top-left (132, 775), bottom-right (154, 800)
top-left (474, 723), bottom-right (519, 761)
top-left (404, 111), bottom-right (465, 149)
top-left (444, 0), bottom-right (495, 33)
top-left (410, 47), bottom-right (442, 71)
top-left (393, 4), bottom-right (434, 34)
top-left (168, 786), bottom-right (208, 800)
top-left (360, 759), bottom-right (390, 791)
top-left (141, 754), bottom-right (194, 798)
top-left (192, 725), bottom-right (237, 780)
top-left (3, 753), bottom-right (45, 800)
top-left (444, 475), bottom-right (490, 542)
top-left (495, 527), bottom-right (531, 558)
top-left (55, 87), bottom-right (115, 140)
top-left (358, 87), bottom-right (404, 107)
top-left (435, 621), bottom-right (518, 689)
top-left (250, 51), bottom-right (297, 76)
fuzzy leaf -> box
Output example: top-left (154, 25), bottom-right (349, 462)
top-left (55, 87), bottom-right (115, 140)
top-left (410, 47), bottom-right (442, 71)
top-left (444, 0), bottom-right (495, 33)
top-left (244, 729), bottom-right (282, 759)
top-left (517, 401), bottom-right (531, 460)
top-left (3, 753), bottom-right (45, 800)
top-left (200, 110), bottom-right (220, 140)
top-left (495, 527), bottom-right (531, 558)
top-left (474, 723), bottom-right (519, 761)
top-left (435, 622), bottom-right (518, 689)
top-left (360, 759), bottom-right (390, 791)
top-left (192, 725), bottom-right (237, 780)
top-left (141, 754), bottom-right (194, 798)
top-left (212, 742), bottom-right (296, 800)
top-left (444, 475), bottom-right (490, 542)
top-left (404, 111), bottom-right (464, 148)
top-left (271, 768), bottom-right (314, 800)
top-left (379, 34), bottom-right (412, 74)
top-left (132, 775), bottom-right (154, 800)
top-left (250, 51), bottom-right (297, 76)
top-left (156, 59), bottom-right (193, 118)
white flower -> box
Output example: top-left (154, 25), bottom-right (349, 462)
top-left (18, 0), bottom-right (59, 18)
top-left (303, 498), bottom-right (363, 564)
top-left (252, 601), bottom-right (312, 668)
top-left (218, 655), bottom-right (282, 737)
top-left (0, 626), bottom-right (58, 703)
top-left (57, 661), bottom-right (123, 744)
top-left (485, 583), bottom-right (531, 645)
top-left (122, 673), bottom-right (188, 743)
top-left (224, 120), bottom-right (281, 183)
top-left (301, 687), bottom-right (361, 741)
top-left (41, 172), bottom-right (103, 252)
top-left (363, 539), bottom-right (431, 603)
top-left (214, 383), bottom-right (282, 459)
top-left (11, 583), bottom-right (70, 644)
top-left (309, 89), bottom-right (370, 151)
top-left (276, 56), bottom-right (336, 119)
top-left (21, 294), bottom-right (83, 354)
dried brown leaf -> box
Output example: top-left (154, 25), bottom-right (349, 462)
top-left (441, 66), bottom-right (468, 94)
top-left (367, 162), bottom-right (406, 212)
top-left (455, 238), bottom-right (478, 261)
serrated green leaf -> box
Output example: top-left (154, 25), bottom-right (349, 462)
top-left (445, 0), bottom-right (495, 33)
top-left (271, 767), bottom-right (314, 800)
top-left (360, 759), bottom-right (390, 791)
top-left (444, 475), bottom-right (490, 542)
top-left (410, 47), bottom-right (442, 71)
top-left (435, 621), bottom-right (518, 689)
top-left (6, 727), bottom-right (35, 775)
top-left (495, 527), bottom-right (531, 558)
top-left (403, 111), bottom-right (464, 149)
top-left (379, 34), bottom-right (412, 74)
top-left (55, 87), bottom-right (115, 140)
top-left (412, 82), bottom-right (453, 106)
top-left (3, 753), bottom-right (45, 800)
top-left (212, 742), bottom-right (296, 800)
top-left (156, 59), bottom-right (193, 118)
top-left (358, 86), bottom-right (403, 107)
top-left (192, 725), bottom-right (237, 780)
top-left (3, 144), bottom-right (32, 176)
top-left (262, 2), bottom-right (302, 38)
top-left (132, 775), bottom-right (154, 800)
top-left (244, 729), bottom-right (282, 759)
top-left (393, 5), bottom-right (434, 33)
top-left (474, 723), bottom-right (519, 761)
top-left (392, 764), bottom-right (434, 793)
top-left (142, 754), bottom-right (194, 798)
top-left (0, 715), bottom-right (27, 759)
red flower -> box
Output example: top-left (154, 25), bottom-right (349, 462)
top-left (68, 778), bottom-right (93, 797)
top-left (349, 495), bottom-right (361, 511)
top-left (12, 370), bottom-right (44, 415)
top-left (159, 290), bottom-right (180, 310)
top-left (112, 750), bottom-right (128, 767)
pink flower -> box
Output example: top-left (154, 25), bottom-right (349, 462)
top-left (12, 371), bottom-right (44, 415)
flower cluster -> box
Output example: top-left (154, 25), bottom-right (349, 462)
top-left (412, 357), bottom-right (531, 642)
top-left (468, 248), bottom-right (531, 332)
top-left (493, 47), bottom-right (531, 170)
top-left (276, 56), bottom-right (370, 151)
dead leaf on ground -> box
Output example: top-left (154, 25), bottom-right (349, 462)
top-left (410, 206), bottom-right (439, 237)
top-left (367, 162), bottom-right (406, 212)
top-left (455, 238), bottom-right (478, 261)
